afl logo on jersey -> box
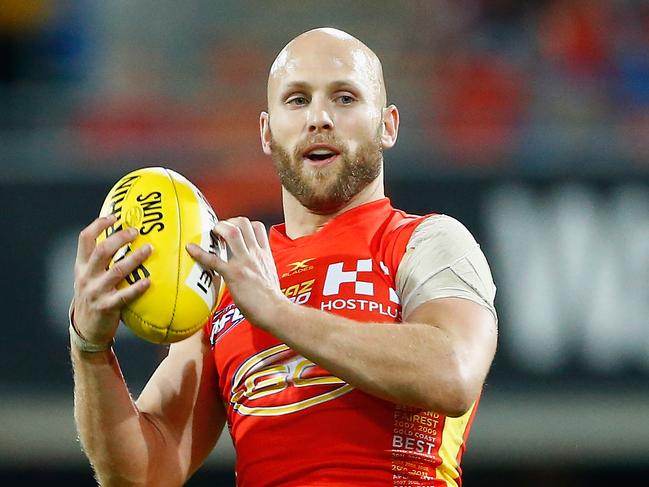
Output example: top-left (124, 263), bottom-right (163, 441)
top-left (229, 344), bottom-right (353, 416)
top-left (209, 304), bottom-right (245, 346)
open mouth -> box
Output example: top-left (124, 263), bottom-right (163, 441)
top-left (303, 145), bottom-right (340, 165)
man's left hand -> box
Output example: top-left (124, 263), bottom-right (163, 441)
top-left (186, 217), bottom-right (287, 328)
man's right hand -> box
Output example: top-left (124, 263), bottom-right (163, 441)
top-left (72, 215), bottom-right (152, 348)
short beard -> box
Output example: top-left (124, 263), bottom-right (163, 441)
top-left (270, 127), bottom-right (383, 214)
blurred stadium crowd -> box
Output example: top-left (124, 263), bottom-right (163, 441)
top-left (2, 0), bottom-right (648, 187)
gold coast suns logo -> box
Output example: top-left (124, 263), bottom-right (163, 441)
top-left (230, 344), bottom-right (353, 416)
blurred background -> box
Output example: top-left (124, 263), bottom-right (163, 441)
top-left (1, 0), bottom-right (648, 485)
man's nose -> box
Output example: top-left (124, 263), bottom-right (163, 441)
top-left (307, 98), bottom-right (334, 133)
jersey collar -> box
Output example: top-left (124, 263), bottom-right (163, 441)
top-left (270, 197), bottom-right (392, 249)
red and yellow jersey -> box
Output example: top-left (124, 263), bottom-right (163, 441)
top-left (205, 198), bottom-right (479, 486)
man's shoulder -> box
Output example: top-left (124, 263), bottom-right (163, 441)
top-left (407, 214), bottom-right (478, 250)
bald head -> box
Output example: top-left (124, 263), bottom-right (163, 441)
top-left (267, 28), bottom-right (387, 110)
top-left (259, 28), bottom-right (400, 216)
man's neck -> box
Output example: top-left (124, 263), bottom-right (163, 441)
top-left (282, 176), bottom-right (385, 239)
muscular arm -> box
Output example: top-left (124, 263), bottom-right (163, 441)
top-left (187, 216), bottom-right (497, 417)
top-left (72, 333), bottom-right (225, 486)
top-left (255, 296), bottom-right (496, 416)
top-left (72, 332), bottom-right (224, 486)
top-left (71, 216), bottom-right (225, 486)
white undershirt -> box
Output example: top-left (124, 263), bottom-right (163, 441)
top-left (395, 215), bottom-right (497, 321)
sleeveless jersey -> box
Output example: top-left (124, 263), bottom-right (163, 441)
top-left (205, 198), bottom-right (478, 486)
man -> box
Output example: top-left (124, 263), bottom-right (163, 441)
top-left (71, 28), bottom-right (497, 486)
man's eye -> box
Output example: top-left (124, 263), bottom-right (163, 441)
top-left (287, 96), bottom-right (308, 106)
top-left (337, 95), bottom-right (355, 105)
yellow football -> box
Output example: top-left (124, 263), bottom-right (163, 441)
top-left (96, 167), bottom-right (225, 344)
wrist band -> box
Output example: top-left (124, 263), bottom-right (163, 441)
top-left (68, 301), bottom-right (114, 353)
top-left (69, 324), bottom-right (113, 352)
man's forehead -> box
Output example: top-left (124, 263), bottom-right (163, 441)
top-left (272, 49), bottom-right (375, 86)
top-left (270, 28), bottom-right (362, 70)
top-left (267, 29), bottom-right (385, 104)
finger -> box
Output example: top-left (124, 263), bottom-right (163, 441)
top-left (251, 221), bottom-right (269, 250)
top-left (104, 277), bottom-right (151, 310)
top-left (101, 243), bottom-right (154, 289)
top-left (87, 227), bottom-right (139, 276)
top-left (231, 217), bottom-right (260, 251)
top-left (212, 220), bottom-right (248, 257)
top-left (76, 215), bottom-right (117, 264)
top-left (186, 242), bottom-right (228, 275)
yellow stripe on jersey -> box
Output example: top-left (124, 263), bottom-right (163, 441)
top-left (215, 282), bottom-right (227, 309)
top-left (435, 402), bottom-right (476, 486)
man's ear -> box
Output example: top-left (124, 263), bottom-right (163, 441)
top-left (260, 111), bottom-right (272, 155)
top-left (380, 104), bottom-right (399, 149)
